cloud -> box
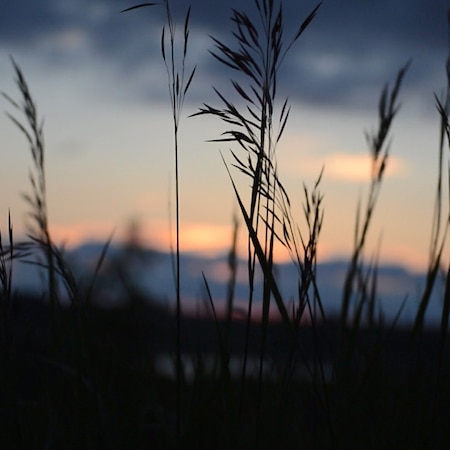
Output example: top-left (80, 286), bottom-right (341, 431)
top-left (279, 134), bottom-right (410, 183)
top-left (325, 153), bottom-right (408, 182)
top-left (1, 0), bottom-right (447, 113)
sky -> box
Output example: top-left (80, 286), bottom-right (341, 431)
top-left (0, 0), bottom-right (449, 272)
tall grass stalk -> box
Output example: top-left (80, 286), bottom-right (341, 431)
top-left (0, 211), bottom-right (13, 347)
top-left (412, 16), bottom-right (450, 343)
top-left (123, 0), bottom-right (196, 441)
top-left (269, 166), bottom-right (336, 443)
top-left (420, 16), bottom-right (450, 441)
top-left (336, 62), bottom-right (409, 379)
top-left (194, 0), bottom-right (321, 440)
top-left (2, 58), bottom-right (59, 336)
top-left (225, 212), bottom-right (239, 348)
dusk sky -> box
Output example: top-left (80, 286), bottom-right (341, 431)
top-left (1, 0), bottom-right (449, 271)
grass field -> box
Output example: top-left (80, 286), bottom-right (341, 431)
top-left (1, 1), bottom-right (450, 448)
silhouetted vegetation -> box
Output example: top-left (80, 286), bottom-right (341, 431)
top-left (2, 1), bottom-right (450, 449)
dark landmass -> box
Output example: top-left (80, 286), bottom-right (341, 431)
top-left (2, 293), bottom-right (450, 449)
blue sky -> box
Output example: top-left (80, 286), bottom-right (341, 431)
top-left (0, 0), bottom-right (449, 271)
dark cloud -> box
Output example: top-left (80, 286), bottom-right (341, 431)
top-left (1, 0), bottom-right (449, 112)
top-left (0, 2), bottom-right (70, 45)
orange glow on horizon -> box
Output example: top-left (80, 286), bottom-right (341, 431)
top-left (48, 222), bottom-right (117, 247)
top-left (47, 220), bottom-right (237, 255)
top-left (41, 219), bottom-right (430, 273)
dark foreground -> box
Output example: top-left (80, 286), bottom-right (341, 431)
top-left (1, 294), bottom-right (450, 449)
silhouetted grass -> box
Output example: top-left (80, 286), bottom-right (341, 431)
top-left (123, 1), bottom-right (196, 442)
top-left (1, 1), bottom-right (450, 449)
